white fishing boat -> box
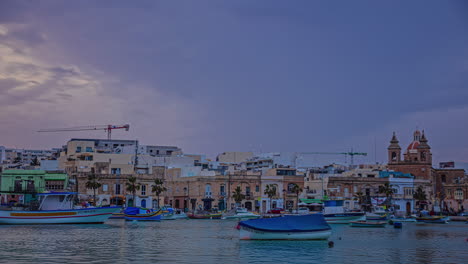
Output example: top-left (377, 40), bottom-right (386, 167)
top-left (161, 208), bottom-right (188, 220)
top-left (223, 208), bottom-right (260, 220)
top-left (238, 214), bottom-right (331, 240)
top-left (0, 192), bottom-right (120, 225)
top-left (322, 200), bottom-right (365, 224)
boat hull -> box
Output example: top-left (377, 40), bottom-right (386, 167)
top-left (188, 214), bottom-right (222, 219)
top-left (224, 213), bottom-right (260, 220)
top-left (350, 221), bottom-right (386, 228)
top-left (324, 213), bottom-right (365, 224)
top-left (416, 217), bottom-right (449, 224)
top-left (239, 226), bottom-right (331, 240)
top-left (0, 207), bottom-right (121, 225)
top-left (124, 211), bottom-right (163, 221)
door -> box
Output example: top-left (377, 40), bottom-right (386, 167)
top-left (406, 202), bottom-right (411, 215)
top-left (141, 199), bottom-right (147, 208)
top-left (245, 201), bottom-right (252, 211)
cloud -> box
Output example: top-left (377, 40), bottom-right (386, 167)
top-left (0, 23), bottom-right (206, 150)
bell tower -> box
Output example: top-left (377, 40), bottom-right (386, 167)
top-left (417, 130), bottom-right (432, 165)
top-left (388, 132), bottom-right (401, 164)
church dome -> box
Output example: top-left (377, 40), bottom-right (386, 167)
top-left (407, 141), bottom-right (420, 150)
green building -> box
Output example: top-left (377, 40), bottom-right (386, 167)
top-left (0, 170), bottom-right (69, 194)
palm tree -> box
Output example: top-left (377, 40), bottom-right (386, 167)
top-left (413, 185), bottom-right (427, 211)
top-left (264, 184), bottom-right (277, 211)
top-left (151, 178), bottom-right (166, 209)
top-left (353, 191), bottom-right (365, 211)
top-left (126, 176), bottom-right (140, 207)
top-left (378, 183), bottom-right (394, 210)
top-left (232, 186), bottom-right (245, 207)
top-left (85, 174), bottom-right (101, 206)
top-left (290, 183), bottom-right (303, 211)
top-left (30, 156), bottom-right (40, 166)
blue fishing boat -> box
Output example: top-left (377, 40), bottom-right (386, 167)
top-left (238, 214), bottom-right (331, 240)
top-left (124, 207), bottom-right (163, 221)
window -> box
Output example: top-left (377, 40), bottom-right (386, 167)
top-left (205, 184), bottom-right (212, 197)
top-left (353, 185), bottom-right (357, 193)
top-left (46, 180), bottom-right (64, 190)
top-left (85, 147), bottom-right (93, 152)
top-left (344, 188), bottom-right (349, 197)
top-left (102, 185), bottom-right (108, 192)
top-left (287, 183), bottom-right (296, 192)
top-left (391, 152), bottom-right (397, 161)
top-left (141, 185), bottom-right (146, 195)
top-left (111, 168), bottom-right (121, 175)
top-left (454, 188), bottom-right (463, 200)
top-left (85, 156), bottom-right (93, 161)
top-left (156, 150), bottom-right (160, 155)
top-left (441, 175), bottom-right (446, 183)
top-left (76, 146), bottom-right (82, 153)
top-left (220, 185), bottom-right (225, 195)
top-left (246, 186), bottom-right (251, 195)
top-left (277, 170), bottom-right (296, 176)
top-left (115, 184), bottom-right (121, 195)
top-left (255, 185), bottom-right (259, 192)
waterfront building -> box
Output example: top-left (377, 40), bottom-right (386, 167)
top-left (0, 147), bottom-right (60, 169)
top-left (387, 130), bottom-right (465, 212)
top-left (0, 169), bottom-right (69, 204)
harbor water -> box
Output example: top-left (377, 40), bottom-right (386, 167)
top-left (0, 219), bottom-right (466, 263)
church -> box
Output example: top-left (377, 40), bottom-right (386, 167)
top-left (387, 130), bottom-right (465, 212)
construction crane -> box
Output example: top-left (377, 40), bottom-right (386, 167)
top-left (38, 124), bottom-right (130, 140)
top-left (296, 150), bottom-right (367, 166)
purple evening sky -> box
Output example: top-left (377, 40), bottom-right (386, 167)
top-left (0, 0), bottom-right (467, 164)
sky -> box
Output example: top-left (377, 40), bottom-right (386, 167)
top-left (1, 0), bottom-right (467, 164)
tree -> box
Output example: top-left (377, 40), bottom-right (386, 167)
top-left (30, 156), bottom-right (40, 166)
top-left (264, 184), bottom-right (277, 211)
top-left (126, 176), bottom-right (140, 207)
top-left (232, 186), bottom-right (245, 207)
top-left (85, 174), bottom-right (101, 206)
top-left (378, 183), bottom-right (394, 210)
top-left (413, 185), bottom-right (427, 211)
top-left (353, 191), bottom-right (365, 211)
top-left (151, 178), bottom-right (166, 209)
top-left (13, 156), bottom-right (21, 164)
top-left (290, 183), bottom-right (303, 211)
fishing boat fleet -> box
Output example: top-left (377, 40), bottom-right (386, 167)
top-left (1, 192), bottom-right (461, 242)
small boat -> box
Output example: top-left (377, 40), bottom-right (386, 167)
top-left (238, 214), bottom-right (331, 240)
top-left (322, 200), bottom-right (365, 224)
top-left (0, 192), bottom-right (120, 225)
top-left (449, 216), bottom-right (468, 222)
top-left (223, 208), bottom-right (260, 220)
top-left (349, 220), bottom-right (387, 228)
top-left (366, 213), bottom-right (388, 221)
top-left (161, 208), bottom-right (188, 220)
top-left (393, 222), bottom-right (402, 228)
top-left (390, 217), bottom-right (416, 223)
top-left (415, 216), bottom-right (448, 224)
top-left (124, 207), bottom-right (163, 221)
top-left (188, 213), bottom-right (222, 219)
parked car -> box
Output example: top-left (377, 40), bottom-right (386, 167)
top-left (267, 208), bottom-right (285, 214)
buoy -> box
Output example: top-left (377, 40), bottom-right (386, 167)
top-left (328, 241), bottom-right (334, 248)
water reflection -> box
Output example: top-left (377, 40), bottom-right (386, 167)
top-left (0, 221), bottom-right (465, 263)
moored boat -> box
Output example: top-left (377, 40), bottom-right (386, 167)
top-left (366, 213), bottom-right (388, 221)
top-left (223, 208), bottom-right (260, 220)
top-left (389, 217), bottom-right (416, 223)
top-left (415, 216), bottom-right (448, 224)
top-left (161, 208), bottom-right (188, 220)
top-left (322, 200), bottom-right (365, 224)
top-left (124, 207), bottom-right (163, 221)
top-left (238, 214), bottom-right (331, 240)
top-left (0, 192), bottom-right (120, 224)
top-left (188, 213), bottom-right (222, 219)
top-left (349, 220), bottom-right (387, 228)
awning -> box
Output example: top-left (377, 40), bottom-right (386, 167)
top-left (300, 199), bottom-right (323, 204)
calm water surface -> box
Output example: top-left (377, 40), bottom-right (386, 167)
top-left (0, 219), bottom-right (466, 263)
